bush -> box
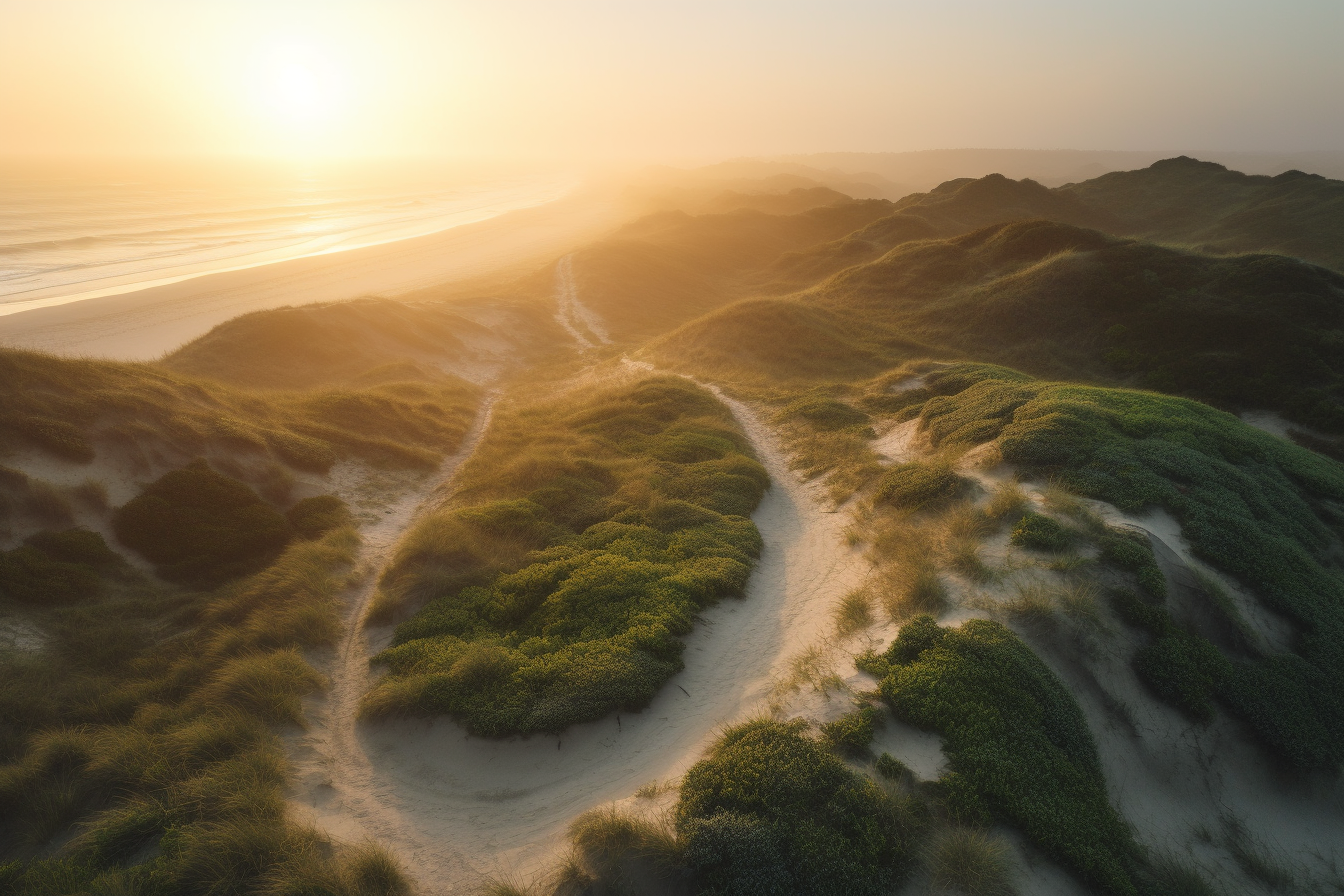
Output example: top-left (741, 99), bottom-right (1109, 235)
top-left (908, 362), bottom-right (1344, 768)
top-left (1010, 512), bottom-right (1070, 551)
top-left (676, 719), bottom-right (920, 896)
top-left (366, 375), bottom-right (768, 735)
top-left (875, 462), bottom-right (970, 512)
top-left (112, 460), bottom-right (293, 588)
top-left (879, 616), bottom-right (1142, 895)
top-left (927, 828), bottom-right (1016, 896)
top-left (821, 705), bottom-right (879, 753)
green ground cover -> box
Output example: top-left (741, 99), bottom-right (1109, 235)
top-left (0, 500), bottom-right (409, 894)
top-left (675, 719), bottom-right (920, 896)
top-left (870, 615), bottom-right (1144, 895)
top-left (903, 363), bottom-right (1344, 768)
top-left (363, 374), bottom-right (768, 735)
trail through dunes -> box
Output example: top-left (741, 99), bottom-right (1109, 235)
top-left (287, 366), bottom-right (870, 892)
top-left (553, 254), bottom-right (612, 348)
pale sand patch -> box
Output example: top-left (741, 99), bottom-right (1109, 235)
top-left (287, 378), bottom-right (873, 891)
top-left (0, 617), bottom-right (45, 653)
top-left (0, 188), bottom-right (630, 361)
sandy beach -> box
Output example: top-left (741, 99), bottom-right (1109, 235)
top-left (0, 187), bottom-right (628, 361)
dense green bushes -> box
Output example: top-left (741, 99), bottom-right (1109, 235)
top-left (365, 375), bottom-right (767, 735)
top-left (113, 461), bottom-right (293, 587)
top-left (910, 362), bottom-right (1344, 768)
top-left (675, 719), bottom-right (919, 896)
top-left (873, 616), bottom-right (1143, 895)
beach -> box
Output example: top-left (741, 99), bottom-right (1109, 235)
top-left (0, 186), bottom-right (627, 360)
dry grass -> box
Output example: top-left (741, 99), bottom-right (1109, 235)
top-left (834, 589), bottom-right (876, 636)
top-left (926, 827), bottom-right (1016, 896)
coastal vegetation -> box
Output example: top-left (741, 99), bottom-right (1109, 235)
top-left (362, 373), bottom-right (768, 734)
top-left (0, 505), bottom-right (412, 894)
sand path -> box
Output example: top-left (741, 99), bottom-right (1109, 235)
top-left (552, 254), bottom-right (612, 349)
top-left (288, 364), bottom-right (868, 892)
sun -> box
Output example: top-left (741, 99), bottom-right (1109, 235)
top-left (262, 44), bottom-right (342, 132)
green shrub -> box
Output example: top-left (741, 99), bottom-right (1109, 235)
top-left (879, 616), bottom-right (1142, 895)
top-left (821, 705), bottom-right (880, 753)
top-left (909, 363), bottom-right (1344, 768)
top-left (875, 752), bottom-right (911, 782)
top-left (676, 719), bottom-right (920, 896)
top-left (112, 460), bottom-right (293, 588)
top-left (1010, 512), bottom-right (1070, 551)
top-left (875, 462), bottom-right (970, 512)
top-left (927, 828), bottom-right (1015, 896)
top-left (366, 376), bottom-right (767, 735)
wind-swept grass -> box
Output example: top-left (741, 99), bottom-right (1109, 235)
top-left (0, 346), bottom-right (479, 480)
top-left (0, 512), bottom-right (411, 894)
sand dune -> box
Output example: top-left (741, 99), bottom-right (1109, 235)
top-left (0, 188), bottom-right (629, 361)
top-left (287, 363), bottom-right (870, 891)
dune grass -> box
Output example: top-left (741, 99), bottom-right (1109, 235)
top-left (900, 362), bottom-right (1344, 768)
top-left (0, 346), bottom-right (480, 480)
top-left (0, 508), bottom-right (411, 894)
top-left (362, 373), bottom-right (768, 735)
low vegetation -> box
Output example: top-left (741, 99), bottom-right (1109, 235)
top-left (0, 498), bottom-right (412, 893)
top-left (0, 346), bottom-right (480, 479)
top-left (363, 374), bottom-right (768, 735)
top-left (905, 362), bottom-right (1344, 768)
top-left (870, 615), bottom-right (1144, 895)
top-left (675, 718), bottom-right (921, 896)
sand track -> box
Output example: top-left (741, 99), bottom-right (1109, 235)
top-left (288, 369), bottom-right (869, 893)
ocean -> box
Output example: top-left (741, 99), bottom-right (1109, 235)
top-left (0, 160), bottom-right (574, 316)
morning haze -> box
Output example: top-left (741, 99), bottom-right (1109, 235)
top-left (2, 2), bottom-right (1344, 895)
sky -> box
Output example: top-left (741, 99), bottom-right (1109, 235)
top-left (1, 0), bottom-right (1342, 161)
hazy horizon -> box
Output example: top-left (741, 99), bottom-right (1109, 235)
top-left (4, 0), bottom-right (1343, 163)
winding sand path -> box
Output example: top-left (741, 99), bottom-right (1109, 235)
top-left (289, 368), bottom-right (869, 893)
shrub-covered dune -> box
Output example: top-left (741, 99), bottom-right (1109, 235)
top-left (0, 502), bottom-right (411, 894)
top-left (885, 362), bottom-right (1344, 769)
top-left (652, 219), bottom-right (1344, 431)
top-left (0, 346), bottom-right (480, 475)
top-left (363, 373), bottom-right (769, 735)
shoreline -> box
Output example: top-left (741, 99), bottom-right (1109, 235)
top-left (0, 178), bottom-right (575, 319)
top-left (0, 185), bottom-right (630, 362)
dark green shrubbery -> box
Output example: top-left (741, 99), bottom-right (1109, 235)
top-left (874, 461), bottom-right (970, 512)
top-left (910, 363), bottom-right (1344, 769)
top-left (820, 704), bottom-right (879, 753)
top-left (0, 529), bottom-right (125, 606)
top-left (1010, 512), bottom-right (1071, 551)
top-left (112, 460), bottom-right (293, 588)
top-left (1114, 590), bottom-right (1233, 723)
top-left (877, 616), bottom-right (1143, 895)
top-left (366, 376), bottom-right (768, 735)
top-left (676, 719), bottom-right (919, 896)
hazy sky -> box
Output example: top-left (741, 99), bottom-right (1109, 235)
top-left (2, 0), bottom-right (1341, 160)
